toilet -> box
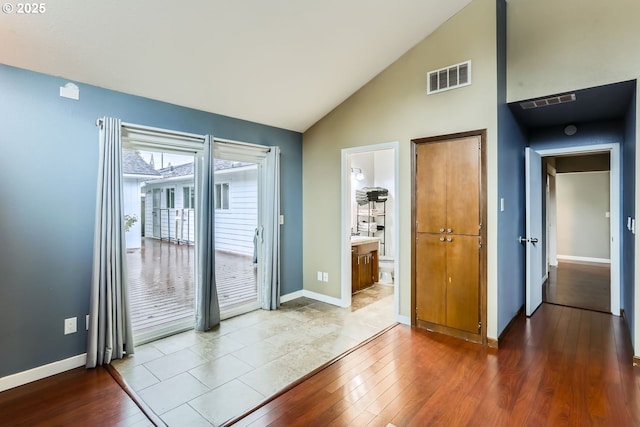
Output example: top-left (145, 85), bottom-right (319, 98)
top-left (378, 256), bottom-right (394, 284)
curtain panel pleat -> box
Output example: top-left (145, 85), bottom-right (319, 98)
top-left (87, 117), bottom-right (134, 368)
top-left (195, 135), bottom-right (221, 330)
top-left (262, 146), bottom-right (281, 310)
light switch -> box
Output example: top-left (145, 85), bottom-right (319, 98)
top-left (605, 211), bottom-right (610, 218)
top-left (500, 198), bottom-right (504, 212)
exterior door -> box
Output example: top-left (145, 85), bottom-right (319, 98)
top-left (525, 148), bottom-right (544, 316)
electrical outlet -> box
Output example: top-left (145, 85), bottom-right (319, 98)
top-left (322, 272), bottom-right (329, 282)
top-left (64, 317), bottom-right (77, 335)
top-left (317, 271), bottom-right (323, 281)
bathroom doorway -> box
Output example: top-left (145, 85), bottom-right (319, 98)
top-left (341, 142), bottom-right (400, 321)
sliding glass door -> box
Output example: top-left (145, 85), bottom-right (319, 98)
top-left (214, 142), bottom-right (268, 319)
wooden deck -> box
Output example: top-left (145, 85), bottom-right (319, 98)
top-left (127, 238), bottom-right (257, 338)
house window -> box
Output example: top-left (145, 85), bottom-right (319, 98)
top-left (183, 186), bottom-right (195, 209)
top-left (166, 188), bottom-right (175, 208)
top-left (215, 183), bottom-right (230, 210)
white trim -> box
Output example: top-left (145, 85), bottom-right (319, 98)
top-left (535, 143), bottom-right (621, 316)
top-left (557, 255), bottom-right (611, 264)
top-left (0, 353), bottom-right (87, 393)
top-left (221, 301), bottom-right (261, 321)
top-left (302, 290), bottom-right (348, 307)
top-left (396, 314), bottom-right (411, 325)
top-left (341, 142), bottom-right (401, 318)
top-left (281, 290), bottom-right (304, 303)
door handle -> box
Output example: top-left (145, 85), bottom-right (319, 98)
top-left (518, 236), bottom-right (539, 244)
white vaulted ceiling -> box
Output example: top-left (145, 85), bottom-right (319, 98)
top-left (0, 0), bottom-right (472, 132)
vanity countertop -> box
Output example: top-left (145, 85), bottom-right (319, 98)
top-left (350, 236), bottom-right (381, 247)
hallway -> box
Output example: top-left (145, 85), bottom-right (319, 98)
top-left (543, 260), bottom-right (611, 313)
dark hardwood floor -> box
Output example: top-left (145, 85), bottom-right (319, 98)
top-left (230, 304), bottom-right (640, 426)
top-left (543, 260), bottom-right (610, 313)
top-left (0, 366), bottom-right (160, 427)
top-left (2, 300), bottom-right (637, 426)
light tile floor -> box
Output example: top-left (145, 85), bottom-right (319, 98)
top-left (112, 284), bottom-right (395, 427)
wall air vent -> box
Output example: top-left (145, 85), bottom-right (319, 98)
top-left (427, 60), bottom-right (471, 95)
top-left (519, 93), bottom-right (576, 110)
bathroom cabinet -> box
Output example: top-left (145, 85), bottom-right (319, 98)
top-left (351, 239), bottom-right (379, 293)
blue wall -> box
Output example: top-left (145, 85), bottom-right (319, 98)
top-left (0, 64), bottom-right (303, 377)
top-left (623, 88), bottom-right (636, 346)
top-left (497, 0), bottom-right (527, 336)
top-left (528, 121), bottom-right (625, 150)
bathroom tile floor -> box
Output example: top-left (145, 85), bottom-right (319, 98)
top-left (112, 284), bottom-right (395, 426)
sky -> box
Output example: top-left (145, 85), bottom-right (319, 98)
top-left (138, 150), bottom-right (194, 170)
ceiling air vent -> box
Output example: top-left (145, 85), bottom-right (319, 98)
top-left (427, 60), bottom-right (471, 94)
top-left (520, 93), bottom-right (576, 109)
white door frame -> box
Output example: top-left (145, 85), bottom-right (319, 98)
top-left (340, 142), bottom-right (401, 322)
top-left (533, 143), bottom-right (620, 315)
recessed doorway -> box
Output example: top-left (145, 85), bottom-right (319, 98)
top-left (341, 142), bottom-right (400, 322)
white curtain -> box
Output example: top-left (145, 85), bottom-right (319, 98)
top-left (261, 146), bottom-right (281, 310)
top-left (195, 135), bottom-right (221, 330)
top-left (87, 117), bottom-right (134, 368)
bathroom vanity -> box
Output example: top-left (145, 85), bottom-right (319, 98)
top-left (351, 236), bottom-right (379, 293)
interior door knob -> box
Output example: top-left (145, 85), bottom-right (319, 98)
top-left (530, 237), bottom-right (539, 244)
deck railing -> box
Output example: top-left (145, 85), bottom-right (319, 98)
top-left (156, 208), bottom-right (195, 244)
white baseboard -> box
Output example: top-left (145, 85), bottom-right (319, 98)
top-left (302, 290), bottom-right (346, 307)
top-left (0, 353), bottom-right (87, 393)
top-left (280, 290), bottom-right (304, 303)
top-left (557, 255), bottom-right (611, 264)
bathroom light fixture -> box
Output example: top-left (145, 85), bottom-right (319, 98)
top-left (351, 168), bottom-right (364, 181)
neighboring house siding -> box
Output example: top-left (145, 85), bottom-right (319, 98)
top-left (142, 166), bottom-right (257, 255)
top-left (215, 168), bottom-right (258, 256)
top-left (143, 182), bottom-right (196, 244)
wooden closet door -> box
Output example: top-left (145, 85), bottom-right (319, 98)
top-left (416, 142), bottom-right (447, 234)
top-left (415, 233), bottom-right (447, 325)
top-left (446, 136), bottom-right (480, 236)
top-left (446, 235), bottom-right (480, 334)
